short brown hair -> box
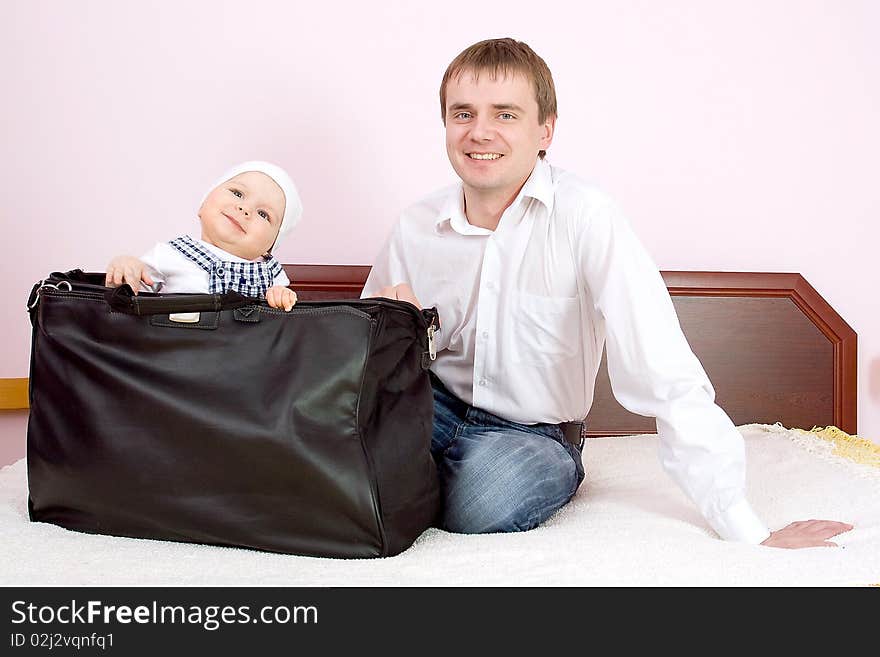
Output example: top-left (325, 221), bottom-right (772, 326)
top-left (440, 38), bottom-right (557, 158)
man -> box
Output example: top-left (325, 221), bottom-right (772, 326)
top-left (362, 37), bottom-right (851, 547)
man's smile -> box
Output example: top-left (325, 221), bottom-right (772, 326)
top-left (467, 152), bottom-right (503, 160)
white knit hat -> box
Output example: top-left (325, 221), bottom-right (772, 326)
top-left (206, 160), bottom-right (302, 249)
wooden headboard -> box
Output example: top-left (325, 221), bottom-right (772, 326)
top-left (285, 266), bottom-right (857, 437)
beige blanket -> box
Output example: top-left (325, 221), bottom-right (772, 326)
top-left (2, 423), bottom-right (877, 587)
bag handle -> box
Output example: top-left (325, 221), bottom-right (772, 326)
top-left (105, 284), bottom-right (257, 316)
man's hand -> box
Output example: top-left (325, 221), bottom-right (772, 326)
top-left (105, 255), bottom-right (153, 293)
top-left (374, 283), bottom-right (422, 309)
top-left (266, 285), bottom-right (297, 311)
top-left (761, 519), bottom-right (854, 548)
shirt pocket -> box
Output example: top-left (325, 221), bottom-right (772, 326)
top-left (510, 292), bottom-right (580, 366)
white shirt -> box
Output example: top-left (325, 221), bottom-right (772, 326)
top-left (362, 159), bottom-right (771, 544)
top-left (139, 236), bottom-right (289, 293)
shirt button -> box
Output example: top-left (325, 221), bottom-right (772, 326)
top-left (485, 282), bottom-right (494, 290)
top-left (482, 330), bottom-right (489, 339)
top-left (479, 379), bottom-right (487, 387)
top-left (216, 267), bottom-right (225, 276)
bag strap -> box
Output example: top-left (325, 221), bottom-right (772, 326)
top-left (104, 284), bottom-right (256, 316)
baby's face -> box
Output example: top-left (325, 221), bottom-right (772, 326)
top-left (198, 171), bottom-right (286, 260)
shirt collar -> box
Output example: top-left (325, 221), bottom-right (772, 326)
top-left (190, 235), bottom-right (266, 263)
top-left (518, 157), bottom-right (555, 217)
top-left (434, 158), bottom-right (555, 235)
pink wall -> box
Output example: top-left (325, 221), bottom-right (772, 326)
top-left (3, 0), bottom-right (878, 463)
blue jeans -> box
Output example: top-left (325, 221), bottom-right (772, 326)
top-left (431, 376), bottom-right (585, 533)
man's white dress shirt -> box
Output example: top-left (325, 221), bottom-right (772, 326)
top-left (362, 159), bottom-right (771, 544)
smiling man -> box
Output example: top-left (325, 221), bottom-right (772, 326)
top-left (362, 38), bottom-right (851, 548)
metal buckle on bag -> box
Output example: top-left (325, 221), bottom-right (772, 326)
top-left (169, 312), bottom-right (201, 323)
top-left (427, 325), bottom-right (437, 361)
top-left (27, 280), bottom-right (72, 311)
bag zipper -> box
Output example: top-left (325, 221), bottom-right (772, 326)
top-left (30, 270), bottom-right (441, 361)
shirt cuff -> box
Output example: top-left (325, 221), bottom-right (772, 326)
top-left (707, 497), bottom-right (771, 544)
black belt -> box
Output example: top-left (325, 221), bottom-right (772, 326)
top-left (560, 421), bottom-right (585, 449)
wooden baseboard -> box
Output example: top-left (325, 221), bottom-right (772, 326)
top-left (0, 378), bottom-right (28, 410)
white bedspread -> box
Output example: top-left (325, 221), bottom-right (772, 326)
top-left (2, 423), bottom-right (877, 587)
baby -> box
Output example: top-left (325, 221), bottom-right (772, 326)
top-left (105, 161), bottom-right (301, 310)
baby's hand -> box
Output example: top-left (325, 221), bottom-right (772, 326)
top-left (266, 285), bottom-right (297, 312)
top-left (105, 255), bottom-right (154, 293)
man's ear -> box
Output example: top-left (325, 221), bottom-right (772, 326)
top-left (540, 115), bottom-right (557, 151)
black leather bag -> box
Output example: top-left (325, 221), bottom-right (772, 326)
top-left (26, 270), bottom-right (441, 558)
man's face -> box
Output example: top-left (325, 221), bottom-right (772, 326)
top-left (197, 171), bottom-right (286, 260)
top-left (444, 70), bottom-right (554, 203)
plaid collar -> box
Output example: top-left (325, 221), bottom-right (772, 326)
top-left (168, 235), bottom-right (283, 298)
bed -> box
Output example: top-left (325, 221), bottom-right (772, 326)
top-left (2, 268), bottom-right (876, 586)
